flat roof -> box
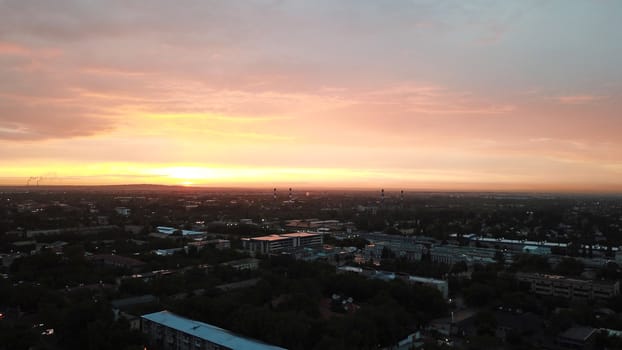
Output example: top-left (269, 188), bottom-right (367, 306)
top-left (280, 232), bottom-right (321, 238)
top-left (142, 311), bottom-right (287, 350)
top-left (156, 226), bottom-right (204, 236)
top-left (249, 235), bottom-right (291, 241)
top-left (111, 294), bottom-right (157, 309)
top-left (408, 275), bottom-right (447, 285)
top-left (473, 236), bottom-right (568, 248)
top-left (338, 266), bottom-right (363, 273)
top-left (221, 258), bottom-right (260, 266)
top-left (516, 272), bottom-right (618, 286)
top-left (559, 326), bottom-right (596, 341)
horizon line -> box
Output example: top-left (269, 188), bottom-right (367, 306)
top-left (2, 183), bottom-right (622, 196)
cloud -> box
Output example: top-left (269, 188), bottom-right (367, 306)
top-left (0, 0), bottom-right (621, 192)
top-left (0, 79), bottom-right (119, 140)
top-left (0, 41), bottom-right (30, 55)
top-left (555, 95), bottom-right (606, 105)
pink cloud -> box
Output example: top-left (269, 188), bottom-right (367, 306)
top-left (0, 41), bottom-right (30, 55)
top-left (555, 95), bottom-right (606, 105)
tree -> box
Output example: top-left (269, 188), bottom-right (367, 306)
top-left (555, 257), bottom-right (584, 277)
top-left (474, 311), bottom-right (497, 336)
top-left (599, 262), bottom-right (621, 280)
top-left (494, 250), bottom-right (505, 266)
top-left (463, 283), bottom-right (495, 307)
top-left (510, 254), bottom-right (550, 273)
top-left (450, 261), bottom-right (468, 274)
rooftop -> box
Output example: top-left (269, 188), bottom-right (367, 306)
top-left (111, 294), bottom-right (157, 309)
top-left (280, 232), bottom-right (321, 238)
top-left (247, 235), bottom-right (291, 241)
top-left (408, 275), bottom-right (447, 285)
top-left (88, 254), bottom-right (145, 267)
top-left (156, 226), bottom-right (204, 236)
top-left (559, 326), bottom-right (596, 342)
top-left (142, 311), bottom-right (286, 350)
top-left (517, 272), bottom-right (618, 286)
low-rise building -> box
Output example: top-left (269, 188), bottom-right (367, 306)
top-left (242, 235), bottom-right (294, 254)
top-left (425, 245), bottom-right (510, 266)
top-left (280, 232), bottom-right (323, 248)
top-left (242, 233), bottom-right (322, 255)
top-left (141, 310), bottom-right (286, 350)
top-left (522, 245), bottom-right (552, 255)
top-left (154, 248), bottom-right (184, 256)
top-left (156, 226), bottom-right (205, 237)
top-left (337, 266), bottom-right (450, 299)
top-left (115, 207), bottom-right (131, 216)
top-left (516, 273), bottom-right (620, 299)
top-left (111, 294), bottom-right (158, 311)
top-left (556, 326), bottom-right (596, 349)
top-left (26, 225), bottom-right (119, 238)
top-left (187, 239), bottom-right (231, 251)
top-left (407, 275), bottom-right (449, 299)
top-left (88, 254), bottom-right (146, 272)
top-left (220, 258), bottom-right (260, 271)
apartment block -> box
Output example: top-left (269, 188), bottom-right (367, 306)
top-left (241, 233), bottom-right (322, 255)
top-left (142, 311), bottom-right (286, 350)
top-left (516, 273), bottom-right (619, 299)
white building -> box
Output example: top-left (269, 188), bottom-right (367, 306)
top-left (522, 245), bottom-right (551, 255)
top-left (407, 275), bottom-right (449, 299)
top-left (142, 310), bottom-right (287, 350)
top-left (242, 233), bottom-right (323, 255)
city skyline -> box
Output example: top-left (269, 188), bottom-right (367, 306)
top-left (1, 1), bottom-right (622, 192)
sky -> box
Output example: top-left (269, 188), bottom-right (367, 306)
top-left (1, 0), bottom-right (622, 192)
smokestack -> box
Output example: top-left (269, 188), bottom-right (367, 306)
top-left (381, 189), bottom-right (385, 205)
top-left (273, 188), bottom-right (277, 201)
top-left (288, 188), bottom-right (292, 201)
top-left (26, 176), bottom-right (39, 186)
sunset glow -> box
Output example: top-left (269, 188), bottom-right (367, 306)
top-left (1, 1), bottom-right (622, 192)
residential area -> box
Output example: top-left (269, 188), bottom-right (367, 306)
top-left (1, 186), bottom-right (622, 349)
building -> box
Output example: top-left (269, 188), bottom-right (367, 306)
top-left (362, 241), bottom-right (423, 262)
top-left (516, 273), bottom-right (620, 299)
top-left (241, 233), bottom-right (322, 255)
top-left (88, 254), bottom-right (146, 272)
top-left (156, 226), bottom-right (205, 237)
top-left (111, 294), bottom-right (158, 330)
top-left (280, 232), bottom-right (323, 248)
top-left (115, 207), bottom-right (131, 216)
top-left (463, 235), bottom-right (569, 252)
top-left (358, 233), bottom-right (511, 266)
top-left (111, 294), bottom-right (158, 311)
top-left (187, 239), bottom-right (231, 251)
top-left (337, 266), bottom-right (450, 299)
top-left (407, 275), bottom-right (449, 299)
top-left (26, 225), bottom-right (119, 238)
top-left (242, 235), bottom-right (294, 254)
top-left (522, 245), bottom-right (552, 255)
top-left (284, 219), bottom-right (344, 232)
top-left (141, 310), bottom-right (287, 350)
top-left (207, 239), bottom-right (231, 250)
top-left (556, 326), bottom-right (596, 349)
top-left (154, 248), bottom-right (185, 256)
top-left (220, 258), bottom-right (260, 271)
top-left (423, 245), bottom-right (510, 266)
